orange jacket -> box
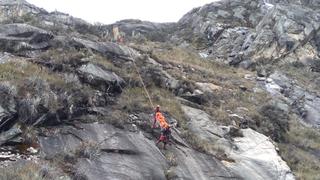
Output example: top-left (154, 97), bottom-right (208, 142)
top-left (154, 112), bottom-right (169, 129)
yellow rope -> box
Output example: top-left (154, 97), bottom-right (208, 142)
top-left (128, 49), bottom-right (155, 110)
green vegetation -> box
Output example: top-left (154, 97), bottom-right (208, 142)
top-left (0, 61), bottom-right (65, 88)
top-left (279, 119), bottom-right (320, 180)
top-left (39, 48), bottom-right (87, 64)
top-left (150, 44), bottom-right (246, 83)
top-left (280, 63), bottom-right (320, 92)
top-left (117, 86), bottom-right (187, 128)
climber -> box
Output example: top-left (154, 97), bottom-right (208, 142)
top-left (152, 105), bottom-right (171, 149)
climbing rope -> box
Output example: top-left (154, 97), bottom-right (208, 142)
top-left (128, 49), bottom-right (155, 110)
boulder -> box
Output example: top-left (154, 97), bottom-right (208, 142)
top-left (180, 91), bottom-right (216, 105)
top-left (143, 66), bottom-right (180, 91)
top-left (224, 128), bottom-right (295, 180)
top-left (0, 24), bottom-right (53, 53)
top-left (0, 124), bottom-right (22, 146)
top-left (0, 82), bottom-right (17, 131)
top-left (195, 82), bottom-right (222, 93)
top-left (77, 63), bottom-right (125, 94)
top-left (72, 38), bottom-right (139, 61)
top-left (181, 105), bottom-right (230, 148)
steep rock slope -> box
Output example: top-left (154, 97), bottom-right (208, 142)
top-left (0, 0), bottom-right (319, 180)
top-left (176, 0), bottom-right (320, 69)
top-left (176, 0), bottom-right (320, 128)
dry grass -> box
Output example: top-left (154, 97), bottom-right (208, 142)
top-left (150, 44), bottom-right (251, 86)
top-left (0, 60), bottom-right (66, 111)
top-left (0, 162), bottom-right (47, 180)
top-left (118, 87), bottom-right (150, 112)
top-left (0, 61), bottom-right (67, 89)
top-left (75, 141), bottom-right (101, 160)
top-left (279, 144), bottom-right (320, 180)
top-left (286, 120), bottom-right (320, 150)
top-left (39, 48), bottom-right (87, 64)
top-left (278, 118), bottom-right (320, 180)
top-left (143, 42), bottom-right (266, 124)
top-left (151, 87), bottom-right (187, 126)
top-left (165, 152), bottom-right (178, 167)
top-left (39, 48), bottom-right (126, 76)
top-left (100, 109), bottom-right (128, 129)
top-left (280, 63), bottom-right (320, 92)
top-left (117, 85), bottom-right (188, 130)
top-left (181, 131), bottom-right (227, 159)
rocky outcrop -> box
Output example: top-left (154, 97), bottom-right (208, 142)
top-left (72, 37), bottom-right (138, 61)
top-left (181, 105), bottom-right (226, 141)
top-left (142, 65), bottom-right (180, 91)
top-left (0, 23), bottom-right (53, 53)
top-left (0, 0), bottom-right (89, 33)
top-left (104, 19), bottom-right (177, 42)
top-left (0, 0), bottom-right (45, 21)
top-left (39, 122), bottom-right (239, 180)
top-left (224, 128), bottom-right (295, 180)
top-left (39, 123), bottom-right (168, 180)
top-left (181, 105), bottom-right (294, 180)
top-left (77, 63), bottom-right (125, 93)
top-left (169, 145), bottom-right (238, 180)
top-left (0, 82), bottom-right (17, 131)
top-left (0, 124), bottom-right (21, 146)
top-left (176, 0), bottom-right (320, 69)
top-left (1, 0), bottom-right (319, 179)
top-left (258, 71), bottom-right (320, 127)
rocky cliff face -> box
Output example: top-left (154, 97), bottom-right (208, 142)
top-left (176, 0), bottom-right (320, 68)
top-left (0, 0), bottom-right (319, 180)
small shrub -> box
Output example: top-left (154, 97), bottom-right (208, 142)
top-left (0, 162), bottom-right (47, 180)
top-left (182, 131), bottom-right (210, 153)
top-left (165, 152), bottom-right (178, 167)
top-left (279, 143), bottom-right (320, 180)
top-left (257, 104), bottom-right (290, 142)
top-left (75, 141), bottom-right (101, 160)
top-left (101, 110), bottom-right (127, 129)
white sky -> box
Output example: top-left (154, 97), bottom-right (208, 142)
top-left (26, 0), bottom-right (216, 24)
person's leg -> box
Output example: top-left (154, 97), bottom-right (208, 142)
top-left (157, 129), bottom-right (165, 147)
top-left (156, 138), bottom-right (161, 145)
top-left (164, 128), bottom-right (171, 145)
